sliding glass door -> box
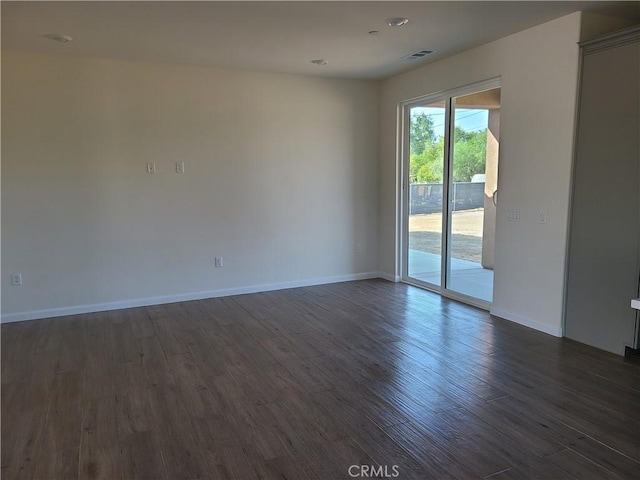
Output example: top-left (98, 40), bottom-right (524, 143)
top-left (407, 100), bottom-right (446, 286)
top-left (403, 81), bottom-right (500, 306)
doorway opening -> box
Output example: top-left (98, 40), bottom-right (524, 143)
top-left (402, 80), bottom-right (500, 307)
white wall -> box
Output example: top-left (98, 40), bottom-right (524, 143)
top-left (379, 13), bottom-right (584, 336)
top-left (1, 52), bottom-right (380, 320)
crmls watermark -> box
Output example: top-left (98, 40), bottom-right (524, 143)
top-left (348, 465), bottom-right (400, 478)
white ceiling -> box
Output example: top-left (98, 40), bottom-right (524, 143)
top-left (2, 1), bottom-right (639, 80)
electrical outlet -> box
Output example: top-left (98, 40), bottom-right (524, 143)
top-left (147, 162), bottom-right (156, 174)
top-left (355, 243), bottom-right (362, 253)
top-left (11, 273), bottom-right (22, 286)
top-left (214, 257), bottom-right (224, 268)
top-left (176, 162), bottom-right (185, 173)
top-left (506, 209), bottom-right (520, 221)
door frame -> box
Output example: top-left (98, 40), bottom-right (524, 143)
top-left (397, 77), bottom-right (501, 310)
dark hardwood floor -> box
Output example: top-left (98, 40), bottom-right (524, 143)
top-left (2, 279), bottom-right (639, 479)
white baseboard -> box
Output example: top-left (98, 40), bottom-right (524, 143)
top-left (490, 307), bottom-right (563, 337)
top-left (1, 271), bottom-right (382, 323)
top-left (378, 272), bottom-right (400, 282)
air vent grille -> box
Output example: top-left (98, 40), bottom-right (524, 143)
top-left (403, 49), bottom-right (434, 60)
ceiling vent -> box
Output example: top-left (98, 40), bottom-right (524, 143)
top-left (403, 49), bottom-right (434, 60)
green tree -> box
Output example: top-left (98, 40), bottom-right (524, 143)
top-left (452, 127), bottom-right (487, 182)
top-left (409, 116), bottom-right (488, 184)
top-left (410, 137), bottom-right (445, 183)
top-left (410, 113), bottom-right (436, 155)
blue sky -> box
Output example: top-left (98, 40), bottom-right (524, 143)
top-left (412, 107), bottom-right (488, 137)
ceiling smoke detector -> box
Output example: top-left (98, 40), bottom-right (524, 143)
top-left (311, 59), bottom-right (328, 66)
top-left (43, 34), bottom-right (72, 43)
top-left (402, 49), bottom-right (435, 60)
top-left (386, 17), bottom-right (409, 27)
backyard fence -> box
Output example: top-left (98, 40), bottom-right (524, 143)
top-left (410, 182), bottom-right (485, 215)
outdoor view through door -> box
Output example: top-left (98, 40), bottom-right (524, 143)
top-left (405, 84), bottom-right (500, 305)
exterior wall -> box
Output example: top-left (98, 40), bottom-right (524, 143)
top-left (482, 109), bottom-right (500, 269)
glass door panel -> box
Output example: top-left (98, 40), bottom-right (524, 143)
top-left (446, 88), bottom-right (500, 302)
top-left (407, 102), bottom-right (446, 286)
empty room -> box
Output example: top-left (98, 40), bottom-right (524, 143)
top-left (2, 1), bottom-right (640, 479)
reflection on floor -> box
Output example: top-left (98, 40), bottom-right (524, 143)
top-left (408, 249), bottom-right (494, 302)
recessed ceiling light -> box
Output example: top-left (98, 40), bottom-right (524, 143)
top-left (386, 17), bottom-right (409, 27)
top-left (311, 59), bottom-right (328, 66)
top-left (369, 30), bottom-right (381, 36)
top-left (43, 34), bottom-right (72, 43)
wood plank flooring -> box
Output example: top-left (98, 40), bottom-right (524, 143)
top-left (2, 279), bottom-right (639, 479)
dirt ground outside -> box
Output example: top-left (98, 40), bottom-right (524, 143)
top-left (409, 209), bottom-right (484, 263)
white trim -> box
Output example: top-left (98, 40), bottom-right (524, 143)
top-left (402, 277), bottom-right (491, 311)
top-left (399, 77), bottom-right (502, 110)
top-left (398, 102), bottom-right (409, 281)
top-left (378, 272), bottom-right (400, 283)
top-left (398, 77), bottom-right (502, 309)
top-left (1, 272), bottom-right (382, 323)
top-left (490, 307), bottom-right (563, 337)
top-left (580, 25), bottom-right (640, 54)
top-left (394, 102), bottom-right (406, 282)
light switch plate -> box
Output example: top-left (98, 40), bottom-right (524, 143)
top-left (507, 209), bottom-right (520, 221)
